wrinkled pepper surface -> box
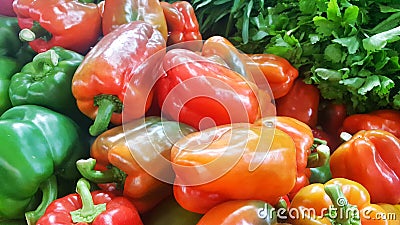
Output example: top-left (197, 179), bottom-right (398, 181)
top-left (156, 48), bottom-right (273, 130)
top-left (330, 129), bottom-right (400, 204)
top-left (141, 195), bottom-right (202, 225)
top-left (0, 57), bottom-right (20, 115)
top-left (172, 123), bottom-right (297, 214)
top-left (289, 178), bottom-right (389, 225)
top-left (196, 200), bottom-right (279, 225)
top-left (72, 21), bottom-right (166, 136)
top-left (9, 47), bottom-right (88, 125)
top-left (37, 178), bottom-right (143, 225)
top-left (0, 105), bottom-right (89, 224)
top-left (276, 78), bottom-right (320, 128)
top-left (161, 1), bottom-right (202, 45)
top-left (76, 116), bottom-right (195, 213)
top-left (13, 0), bottom-right (102, 54)
top-left (341, 109), bottom-right (400, 138)
top-left (101, 0), bottom-right (167, 40)
top-left (248, 54), bottom-right (299, 99)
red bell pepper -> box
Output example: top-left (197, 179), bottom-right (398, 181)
top-left (36, 178), bottom-right (143, 225)
top-left (341, 109), bottom-right (400, 138)
top-left (276, 78), bottom-right (320, 128)
top-left (101, 0), bottom-right (168, 40)
top-left (156, 48), bottom-right (273, 130)
top-left (318, 101), bottom-right (347, 149)
top-left (160, 1), bottom-right (202, 45)
top-left (13, 0), bottom-right (101, 54)
top-left (72, 21), bottom-right (166, 136)
top-left (330, 129), bottom-right (400, 204)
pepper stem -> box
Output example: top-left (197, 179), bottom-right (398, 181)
top-left (89, 95), bottom-right (122, 136)
top-left (70, 178), bottom-right (107, 223)
top-left (76, 158), bottom-right (127, 185)
top-left (19, 22), bottom-right (52, 42)
top-left (31, 49), bottom-right (59, 75)
top-left (324, 184), bottom-right (361, 225)
top-left (25, 175), bottom-right (58, 225)
top-left (307, 144), bottom-right (330, 168)
top-left (340, 132), bottom-right (353, 142)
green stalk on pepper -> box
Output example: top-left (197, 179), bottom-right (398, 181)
top-left (0, 105), bottom-right (89, 224)
top-left (8, 47), bottom-right (91, 127)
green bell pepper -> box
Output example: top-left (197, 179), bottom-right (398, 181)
top-left (0, 105), bottom-right (89, 224)
top-left (8, 47), bottom-right (90, 126)
top-left (0, 57), bottom-right (19, 115)
top-left (141, 196), bottom-right (202, 225)
top-left (0, 16), bottom-right (21, 57)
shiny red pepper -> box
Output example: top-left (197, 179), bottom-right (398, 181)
top-left (13, 0), bottom-right (101, 54)
top-left (341, 109), bottom-right (400, 138)
top-left (37, 179), bottom-right (143, 225)
top-left (72, 21), bottom-right (166, 136)
top-left (156, 48), bottom-right (273, 130)
top-left (276, 78), bottom-right (320, 128)
top-left (160, 1), bottom-right (202, 45)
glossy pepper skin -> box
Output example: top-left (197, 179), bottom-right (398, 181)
top-left (0, 0), bottom-right (16, 16)
top-left (141, 195), bottom-right (202, 225)
top-left (160, 1), bottom-right (202, 45)
top-left (255, 116), bottom-right (319, 200)
top-left (197, 200), bottom-right (279, 225)
top-left (76, 117), bottom-right (196, 213)
top-left (156, 48), bottom-right (272, 130)
top-left (72, 21), bottom-right (166, 136)
top-left (276, 78), bottom-right (320, 128)
top-left (341, 109), bottom-right (400, 138)
top-left (0, 57), bottom-right (19, 115)
top-left (172, 123), bottom-right (297, 214)
top-left (248, 54), bottom-right (299, 99)
top-left (0, 105), bottom-right (89, 224)
top-left (13, 0), bottom-right (102, 54)
top-left (9, 47), bottom-right (89, 125)
top-left (0, 16), bottom-right (22, 57)
top-left (289, 178), bottom-right (389, 225)
top-left (37, 179), bottom-right (143, 225)
top-left (330, 129), bottom-right (400, 204)
top-left (101, 0), bottom-right (167, 40)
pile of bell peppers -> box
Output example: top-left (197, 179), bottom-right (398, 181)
top-left (1, 1), bottom-right (400, 225)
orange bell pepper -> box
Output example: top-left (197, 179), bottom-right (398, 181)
top-left (289, 178), bottom-right (389, 225)
top-left (76, 116), bottom-right (196, 213)
top-left (330, 130), bottom-right (400, 204)
top-left (171, 122), bottom-right (297, 214)
top-left (256, 116), bottom-right (329, 200)
top-left (247, 54), bottom-right (299, 99)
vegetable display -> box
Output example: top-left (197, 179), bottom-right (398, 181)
top-left (1, 0), bottom-right (400, 224)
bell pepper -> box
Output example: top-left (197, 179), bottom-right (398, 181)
top-left (377, 204), bottom-right (400, 224)
top-left (276, 78), bottom-right (320, 128)
top-left (0, 57), bottom-right (19, 115)
top-left (309, 128), bottom-right (333, 184)
top-left (141, 195), bottom-right (202, 225)
top-left (72, 21), bottom-right (166, 136)
top-left (101, 0), bottom-right (167, 40)
top-left (156, 48), bottom-right (273, 131)
top-left (0, 16), bottom-right (22, 57)
top-left (37, 178), bottom-right (143, 225)
top-left (196, 200), bottom-right (279, 225)
top-left (288, 178), bottom-right (389, 225)
top-left (160, 1), bottom-right (202, 45)
top-left (318, 101), bottom-right (347, 149)
top-left (0, 105), bottom-right (89, 224)
top-left (247, 54), bottom-right (299, 99)
top-left (255, 116), bottom-right (330, 199)
top-left (330, 129), bottom-right (400, 204)
top-left (0, 0), bottom-right (16, 17)
top-left (341, 109), bottom-right (400, 138)
top-left (8, 47), bottom-right (89, 126)
top-left (13, 0), bottom-right (102, 54)
top-left (76, 116), bottom-right (196, 213)
top-left (172, 122), bottom-right (297, 214)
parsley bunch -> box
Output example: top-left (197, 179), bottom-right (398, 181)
top-left (193, 0), bottom-right (400, 113)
